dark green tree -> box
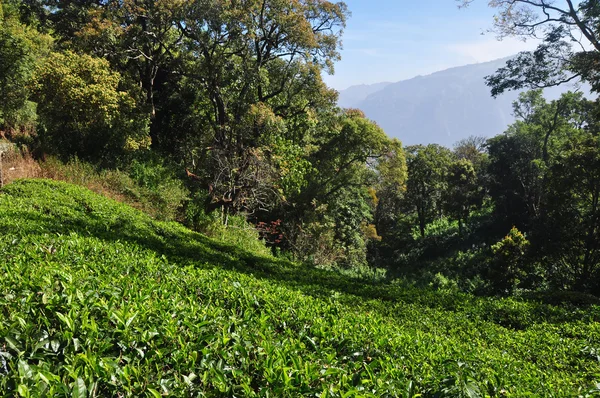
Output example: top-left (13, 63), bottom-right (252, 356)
top-left (373, 138), bottom-right (407, 242)
top-left (486, 90), bottom-right (600, 291)
top-left (283, 109), bottom-right (394, 267)
top-left (405, 144), bottom-right (454, 238)
top-left (0, 0), bottom-right (50, 131)
top-left (72, 0), bottom-right (186, 118)
top-left (443, 159), bottom-right (482, 235)
top-left (176, 0), bottom-right (348, 215)
top-left (541, 131), bottom-right (600, 292)
top-left (487, 91), bottom-right (586, 230)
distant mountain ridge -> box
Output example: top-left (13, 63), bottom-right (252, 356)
top-left (337, 58), bottom-right (586, 147)
top-left (337, 82), bottom-right (392, 108)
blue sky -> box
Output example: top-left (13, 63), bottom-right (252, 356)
top-left (323, 0), bottom-right (538, 90)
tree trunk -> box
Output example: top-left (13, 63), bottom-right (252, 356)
top-left (0, 151), bottom-right (4, 188)
top-left (418, 204), bottom-right (426, 238)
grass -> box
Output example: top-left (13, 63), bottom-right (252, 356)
top-left (1, 179), bottom-right (600, 397)
top-left (39, 157), bottom-right (188, 222)
top-left (0, 147), bottom-right (40, 186)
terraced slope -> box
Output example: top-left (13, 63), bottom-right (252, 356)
top-left (1, 179), bottom-right (599, 397)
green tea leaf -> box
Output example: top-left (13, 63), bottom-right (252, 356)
top-left (72, 378), bottom-right (87, 398)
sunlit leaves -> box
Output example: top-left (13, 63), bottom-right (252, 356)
top-left (32, 51), bottom-right (150, 162)
top-left (0, 0), bottom-right (51, 129)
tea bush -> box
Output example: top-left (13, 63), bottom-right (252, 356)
top-left (1, 180), bottom-right (599, 397)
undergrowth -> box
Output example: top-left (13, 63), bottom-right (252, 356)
top-left (39, 157), bottom-right (188, 222)
top-left (0, 143), bottom-right (40, 186)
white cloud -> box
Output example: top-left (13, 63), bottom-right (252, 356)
top-left (446, 37), bottom-right (540, 63)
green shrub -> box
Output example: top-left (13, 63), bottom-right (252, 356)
top-left (210, 214), bottom-right (272, 257)
top-left (183, 192), bottom-right (271, 256)
top-left (526, 290), bottom-right (600, 307)
top-left (430, 272), bottom-right (459, 291)
top-left (488, 227), bottom-right (531, 294)
top-left (125, 156), bottom-right (189, 221)
top-left (183, 191), bottom-right (217, 231)
top-left (317, 262), bottom-right (388, 283)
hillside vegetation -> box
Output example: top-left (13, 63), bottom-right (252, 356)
top-left (2, 0), bottom-right (600, 294)
top-left (1, 179), bottom-right (600, 397)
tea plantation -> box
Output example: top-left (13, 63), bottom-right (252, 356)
top-left (1, 179), bottom-right (600, 397)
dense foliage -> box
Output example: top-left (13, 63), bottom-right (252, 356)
top-left (0, 0), bottom-right (404, 266)
top-left (2, 0), bottom-right (600, 393)
top-left (383, 91), bottom-right (600, 296)
top-left (1, 180), bottom-right (600, 396)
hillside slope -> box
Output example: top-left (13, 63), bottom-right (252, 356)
top-left (1, 179), bottom-right (599, 396)
top-left (338, 58), bottom-right (586, 147)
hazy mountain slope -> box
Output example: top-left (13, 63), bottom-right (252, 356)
top-left (338, 58), bottom-right (585, 147)
top-left (337, 81), bottom-right (392, 108)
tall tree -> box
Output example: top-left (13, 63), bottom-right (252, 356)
top-left (541, 130), bottom-right (600, 292)
top-left (487, 90), bottom-right (587, 230)
top-left (73, 0), bottom-right (186, 118)
top-left (373, 138), bottom-right (408, 241)
top-left (405, 144), bottom-right (454, 238)
top-left (459, 0), bottom-right (600, 95)
top-left (0, 0), bottom-right (51, 131)
top-left (443, 159), bottom-right (482, 235)
top-left (281, 110), bottom-right (395, 267)
top-left (177, 0), bottom-right (348, 214)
